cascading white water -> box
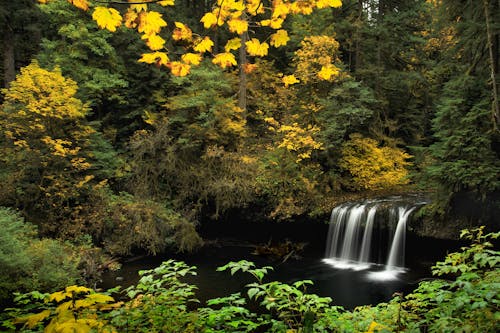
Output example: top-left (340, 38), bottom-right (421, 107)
top-left (386, 206), bottom-right (417, 268)
top-left (324, 197), bottom-right (425, 274)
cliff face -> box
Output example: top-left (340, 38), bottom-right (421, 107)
top-left (408, 191), bottom-right (500, 240)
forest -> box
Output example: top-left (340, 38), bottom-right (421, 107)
top-left (0, 0), bottom-right (499, 332)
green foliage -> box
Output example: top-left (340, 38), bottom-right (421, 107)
top-left (0, 207), bottom-right (80, 301)
top-left (3, 229), bottom-right (499, 332)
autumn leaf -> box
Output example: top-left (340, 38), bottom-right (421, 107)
top-left (316, 0), bottom-right (343, 9)
top-left (200, 12), bottom-right (218, 29)
top-left (124, 9), bottom-right (138, 28)
top-left (225, 37), bottom-right (241, 52)
top-left (282, 74), bottom-right (299, 87)
top-left (158, 0), bottom-right (175, 6)
top-left (317, 64), bottom-right (340, 80)
top-left (172, 21), bottom-right (192, 41)
top-left (193, 37), bottom-right (214, 53)
top-left (181, 53), bottom-right (202, 65)
top-left (130, 3), bottom-right (148, 12)
top-left (138, 52), bottom-right (169, 66)
top-left (243, 63), bottom-right (258, 73)
top-left (227, 18), bottom-right (248, 35)
top-left (168, 61), bottom-right (191, 76)
top-left (212, 52), bottom-right (237, 69)
top-left (137, 11), bottom-right (167, 35)
top-left (14, 310), bottom-right (51, 329)
top-left (245, 38), bottom-right (269, 57)
top-left (92, 7), bottom-right (122, 32)
top-left (225, 0), bottom-right (245, 11)
top-left (246, 0), bottom-right (265, 15)
top-left (270, 30), bottom-right (289, 47)
top-left (272, 2), bottom-right (289, 18)
top-left (142, 34), bottom-right (166, 51)
top-left (68, 0), bottom-right (89, 11)
top-left (260, 18), bottom-right (284, 29)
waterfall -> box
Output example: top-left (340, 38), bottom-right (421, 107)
top-left (324, 197), bottom-right (426, 272)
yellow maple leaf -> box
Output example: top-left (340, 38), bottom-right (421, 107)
top-left (181, 53), bottom-right (202, 65)
top-left (316, 0), bottom-right (343, 9)
top-left (168, 61), bottom-right (191, 76)
top-left (212, 52), bottom-right (237, 69)
top-left (226, 0), bottom-right (245, 11)
top-left (282, 74), bottom-right (299, 87)
top-left (137, 11), bottom-right (167, 35)
top-left (142, 34), bottom-right (165, 51)
top-left (124, 9), bottom-right (138, 28)
top-left (246, 0), bottom-right (265, 15)
top-left (130, 3), bottom-right (148, 12)
top-left (172, 21), bottom-right (192, 41)
top-left (260, 17), bottom-right (284, 29)
top-left (272, 2), bottom-right (289, 18)
top-left (138, 52), bottom-right (169, 66)
top-left (193, 36), bottom-right (214, 53)
top-left (227, 18), bottom-right (248, 35)
top-left (245, 38), bottom-right (269, 57)
top-left (200, 12), bottom-right (218, 29)
top-left (317, 64), bottom-right (340, 80)
top-left (92, 7), bottom-right (122, 32)
top-left (270, 29), bottom-right (289, 47)
top-left (225, 37), bottom-right (241, 52)
top-left (158, 0), bottom-right (175, 6)
top-left (68, 0), bottom-right (89, 11)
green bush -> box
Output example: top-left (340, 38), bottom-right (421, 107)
top-left (0, 207), bottom-right (81, 301)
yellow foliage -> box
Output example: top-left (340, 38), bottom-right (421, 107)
top-left (172, 21), bottom-right (192, 41)
top-left (282, 74), bottom-right (299, 87)
top-left (228, 18), bottom-right (248, 34)
top-left (14, 310), bottom-right (51, 329)
top-left (181, 53), bottom-right (202, 66)
top-left (270, 29), bottom-right (290, 47)
top-left (139, 51), bottom-right (170, 66)
top-left (68, 0), bottom-right (89, 11)
top-left (200, 12), bottom-right (218, 28)
top-left (317, 64), bottom-right (341, 80)
top-left (246, 38), bottom-right (269, 57)
top-left (225, 37), bottom-right (242, 52)
top-left (340, 134), bottom-right (412, 191)
top-left (194, 36), bottom-right (214, 53)
top-left (142, 34), bottom-right (166, 51)
top-left (92, 7), bottom-right (122, 32)
top-left (158, 0), bottom-right (175, 6)
top-left (137, 11), bottom-right (167, 35)
top-left (294, 36), bottom-right (341, 83)
top-left (168, 61), bottom-right (191, 76)
top-left (212, 52), bottom-right (237, 69)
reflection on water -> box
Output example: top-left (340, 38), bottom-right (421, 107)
top-left (100, 244), bottom-right (427, 309)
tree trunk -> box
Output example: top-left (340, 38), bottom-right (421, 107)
top-left (3, 24), bottom-right (15, 88)
top-left (482, 0), bottom-right (499, 129)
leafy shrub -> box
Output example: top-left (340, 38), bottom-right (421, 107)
top-left (0, 207), bottom-right (81, 301)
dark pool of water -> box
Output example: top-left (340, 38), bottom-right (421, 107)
top-left (100, 237), bottom-right (450, 309)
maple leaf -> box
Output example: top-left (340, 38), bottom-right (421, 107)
top-left (246, 0), bottom-right (265, 15)
top-left (168, 61), bottom-right (191, 76)
top-left (200, 12), bottom-right (218, 29)
top-left (225, 37), bottom-right (241, 52)
top-left (138, 11), bottom-right (167, 35)
top-left (260, 18), bottom-right (284, 29)
top-left (290, 2), bottom-right (314, 15)
top-left (270, 30), bottom-right (290, 47)
top-left (272, 2), bottom-right (289, 18)
top-left (282, 74), bottom-right (299, 87)
top-left (212, 52), bottom-right (237, 69)
top-left (181, 53), bottom-right (202, 65)
top-left (138, 52), bottom-right (169, 66)
top-left (158, 0), bottom-right (175, 6)
top-left (317, 64), bottom-right (340, 80)
top-left (92, 7), bottom-right (122, 32)
top-left (124, 9), bottom-right (138, 28)
top-left (130, 4), bottom-right (148, 12)
top-left (227, 18), bottom-right (248, 35)
top-left (68, 0), bottom-right (89, 11)
top-left (142, 34), bottom-right (166, 51)
top-left (316, 0), bottom-right (343, 9)
top-left (243, 63), bottom-right (258, 74)
top-left (172, 22), bottom-right (192, 41)
top-left (224, 0), bottom-right (246, 11)
top-left (193, 37), bottom-right (214, 53)
top-left (245, 38), bottom-right (269, 57)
